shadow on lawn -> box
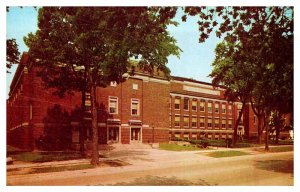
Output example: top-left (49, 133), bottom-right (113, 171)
top-left (105, 175), bottom-right (214, 186)
top-left (255, 159), bottom-right (293, 175)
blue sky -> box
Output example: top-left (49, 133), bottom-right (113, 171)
top-left (6, 7), bottom-right (223, 97)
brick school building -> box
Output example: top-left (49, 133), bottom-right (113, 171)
top-left (7, 53), bottom-right (258, 150)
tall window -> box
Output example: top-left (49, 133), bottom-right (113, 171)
top-left (174, 115), bottom-right (180, 127)
top-left (109, 97), bottom-right (118, 114)
top-left (192, 117), bottom-right (197, 127)
top-left (29, 104), bottom-right (33, 120)
top-left (214, 119), bottom-right (219, 129)
top-left (222, 119), bottom-right (226, 128)
top-left (184, 116), bottom-right (189, 127)
top-left (228, 120), bottom-right (232, 128)
top-left (175, 98), bottom-right (180, 110)
top-left (184, 98), bottom-right (189, 110)
top-left (215, 103), bottom-right (219, 113)
top-left (208, 102), bottom-right (212, 113)
top-left (254, 115), bottom-right (256, 124)
top-left (222, 104), bottom-right (226, 114)
top-left (131, 99), bottom-right (140, 116)
top-left (192, 99), bottom-right (197, 111)
top-left (228, 105), bottom-right (232, 114)
top-left (200, 99), bottom-right (205, 111)
top-left (208, 118), bottom-right (212, 128)
top-left (200, 117), bottom-right (205, 127)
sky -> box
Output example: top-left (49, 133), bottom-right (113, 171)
top-left (5, 7), bottom-right (223, 98)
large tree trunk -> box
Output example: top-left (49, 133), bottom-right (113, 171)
top-left (79, 91), bottom-right (86, 156)
top-left (275, 124), bottom-right (280, 145)
top-left (233, 101), bottom-right (245, 147)
top-left (265, 122), bottom-right (270, 151)
top-left (257, 115), bottom-right (263, 144)
top-left (90, 85), bottom-right (99, 165)
top-left (263, 112), bottom-right (271, 151)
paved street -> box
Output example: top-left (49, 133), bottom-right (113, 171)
top-left (7, 146), bottom-right (293, 186)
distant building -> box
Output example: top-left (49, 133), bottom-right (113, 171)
top-left (7, 53), bottom-right (259, 150)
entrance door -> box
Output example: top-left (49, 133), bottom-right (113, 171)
top-left (131, 127), bottom-right (141, 143)
top-left (108, 127), bottom-right (119, 143)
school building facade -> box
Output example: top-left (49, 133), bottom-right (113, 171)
top-left (7, 53), bottom-right (258, 150)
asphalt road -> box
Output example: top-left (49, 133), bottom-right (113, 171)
top-left (7, 148), bottom-right (293, 186)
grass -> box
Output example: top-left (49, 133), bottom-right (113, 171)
top-left (255, 146), bottom-right (294, 153)
top-left (10, 151), bottom-right (84, 163)
top-left (29, 164), bottom-right (94, 174)
top-left (207, 150), bottom-right (250, 158)
top-left (255, 159), bottom-right (293, 174)
top-left (109, 175), bottom-right (213, 186)
top-left (159, 143), bottom-right (203, 151)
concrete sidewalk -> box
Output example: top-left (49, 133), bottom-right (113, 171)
top-left (7, 144), bottom-right (293, 171)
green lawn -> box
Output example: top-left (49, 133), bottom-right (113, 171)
top-left (10, 151), bottom-right (84, 163)
top-left (159, 143), bottom-right (203, 151)
top-left (29, 164), bottom-right (94, 174)
top-left (207, 150), bottom-right (250, 158)
top-left (255, 146), bottom-right (293, 153)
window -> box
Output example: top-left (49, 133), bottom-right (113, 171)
top-left (222, 134), bottom-right (227, 139)
top-left (110, 81), bottom-right (117, 87)
top-left (222, 104), bottom-right (226, 114)
top-left (215, 103), bottom-right (219, 113)
top-left (200, 99), bottom-right (205, 111)
top-left (109, 97), bottom-right (118, 114)
top-left (208, 102), bottom-right (212, 113)
top-left (222, 119), bottom-right (226, 128)
top-left (228, 104), bottom-right (232, 114)
top-left (200, 117), bottom-right (205, 127)
top-left (29, 104), bottom-right (33, 120)
top-left (254, 115), bottom-right (256, 124)
top-left (214, 119), bottom-right (219, 129)
top-left (208, 118), bottom-right (212, 128)
top-left (174, 115), bottom-right (180, 127)
top-left (183, 116), bottom-right (189, 127)
top-left (192, 99), bottom-right (197, 111)
top-left (132, 83), bottom-right (138, 90)
top-left (192, 117), bottom-right (197, 127)
top-left (184, 98), bottom-right (189, 110)
top-left (214, 134), bottom-right (220, 140)
top-left (228, 120), bottom-right (232, 128)
top-left (175, 98), bottom-right (180, 110)
top-left (131, 99), bottom-right (140, 116)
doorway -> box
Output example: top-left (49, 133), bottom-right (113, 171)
top-left (131, 127), bottom-right (141, 143)
top-left (108, 127), bottom-right (119, 143)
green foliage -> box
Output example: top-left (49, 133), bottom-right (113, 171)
top-left (25, 7), bottom-right (181, 94)
top-left (37, 105), bottom-right (72, 151)
top-left (6, 38), bottom-right (20, 73)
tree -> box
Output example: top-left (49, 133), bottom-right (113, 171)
top-left (6, 39), bottom-right (20, 73)
top-left (207, 7), bottom-right (293, 151)
top-left (209, 38), bottom-right (253, 146)
top-left (25, 7), bottom-right (181, 165)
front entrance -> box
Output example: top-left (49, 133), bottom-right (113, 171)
top-left (131, 127), bottom-right (141, 143)
top-left (108, 127), bottom-right (119, 143)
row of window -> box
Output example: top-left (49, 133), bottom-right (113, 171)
top-left (173, 97), bottom-right (233, 114)
top-left (171, 133), bottom-right (233, 140)
top-left (109, 97), bottom-right (140, 116)
top-left (172, 115), bottom-right (233, 129)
